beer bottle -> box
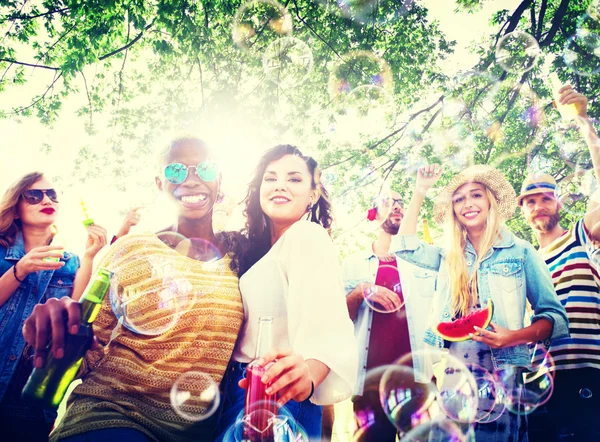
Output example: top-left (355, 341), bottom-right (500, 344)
top-left (21, 267), bottom-right (113, 407)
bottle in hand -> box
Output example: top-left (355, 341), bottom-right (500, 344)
top-left (21, 267), bottom-right (113, 407)
top-left (244, 316), bottom-right (279, 441)
top-left (550, 72), bottom-right (578, 121)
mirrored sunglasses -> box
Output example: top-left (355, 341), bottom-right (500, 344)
top-left (164, 162), bottom-right (219, 185)
top-left (21, 189), bottom-right (59, 204)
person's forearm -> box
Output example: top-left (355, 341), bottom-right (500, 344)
top-left (0, 267), bottom-right (23, 307)
top-left (399, 188), bottom-right (427, 235)
top-left (71, 256), bottom-right (94, 301)
top-left (346, 286), bottom-right (364, 321)
top-left (580, 116), bottom-right (600, 184)
top-left (305, 359), bottom-right (331, 389)
top-left (509, 318), bottom-right (553, 346)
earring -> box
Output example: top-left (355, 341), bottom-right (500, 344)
top-left (306, 202), bottom-right (313, 212)
top-left (216, 192), bottom-right (225, 203)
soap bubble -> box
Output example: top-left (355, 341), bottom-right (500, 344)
top-left (466, 364), bottom-right (506, 424)
top-left (262, 37), bottom-right (313, 87)
top-left (170, 371), bottom-right (220, 422)
top-left (232, 0), bottom-right (293, 52)
top-left (329, 51), bottom-right (394, 100)
top-left (223, 402), bottom-right (308, 442)
top-left (563, 27), bottom-right (600, 77)
top-left (495, 31), bottom-right (541, 73)
top-left (330, 85), bottom-right (397, 142)
top-left (316, 0), bottom-right (414, 25)
top-left (109, 255), bottom-right (195, 336)
top-left (497, 348), bottom-right (555, 415)
top-left (379, 349), bottom-right (479, 436)
top-left (362, 277), bottom-right (404, 314)
top-left (399, 418), bottom-right (469, 441)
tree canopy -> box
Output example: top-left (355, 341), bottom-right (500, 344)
top-left (1, 0), bottom-right (599, 247)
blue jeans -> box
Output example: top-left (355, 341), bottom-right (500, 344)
top-left (214, 361), bottom-right (323, 441)
top-left (59, 428), bottom-right (151, 442)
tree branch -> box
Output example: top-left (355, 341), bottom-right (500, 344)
top-left (98, 22), bottom-right (153, 61)
top-left (0, 58), bottom-right (59, 70)
top-left (81, 70), bottom-right (93, 129)
top-left (11, 72), bottom-right (63, 114)
top-left (292, 0), bottom-right (343, 60)
top-left (539, 0), bottom-right (569, 47)
top-left (5, 7), bottom-right (69, 21)
top-left (536, 0), bottom-right (548, 41)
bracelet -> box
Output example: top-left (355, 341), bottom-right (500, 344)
top-left (304, 381), bottom-right (315, 402)
top-left (13, 262), bottom-right (25, 283)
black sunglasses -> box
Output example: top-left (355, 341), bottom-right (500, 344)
top-left (21, 189), bottom-right (59, 204)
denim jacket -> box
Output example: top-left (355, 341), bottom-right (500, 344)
top-left (343, 244), bottom-right (437, 395)
top-left (392, 230), bottom-right (569, 370)
top-left (0, 231), bottom-right (80, 413)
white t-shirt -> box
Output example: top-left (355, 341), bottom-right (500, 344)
top-left (233, 220), bottom-right (358, 405)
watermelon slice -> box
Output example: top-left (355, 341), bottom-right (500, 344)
top-left (436, 301), bottom-right (494, 342)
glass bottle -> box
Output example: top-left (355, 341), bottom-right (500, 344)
top-left (244, 316), bottom-right (279, 441)
top-left (21, 268), bottom-right (113, 407)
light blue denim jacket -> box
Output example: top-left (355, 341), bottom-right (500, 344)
top-left (343, 244), bottom-right (437, 395)
top-left (0, 231), bottom-right (79, 419)
top-left (392, 229), bottom-right (569, 370)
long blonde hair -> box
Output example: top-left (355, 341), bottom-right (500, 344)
top-left (0, 172), bottom-right (45, 248)
top-left (444, 184), bottom-right (503, 317)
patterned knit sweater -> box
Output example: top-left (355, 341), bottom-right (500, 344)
top-left (50, 233), bottom-right (244, 442)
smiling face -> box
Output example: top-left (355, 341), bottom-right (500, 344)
top-left (155, 139), bottom-right (219, 222)
top-left (17, 177), bottom-right (59, 228)
top-left (259, 154), bottom-right (319, 228)
top-left (520, 192), bottom-right (561, 232)
top-left (452, 182), bottom-right (491, 232)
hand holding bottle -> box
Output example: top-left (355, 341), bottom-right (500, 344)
top-left (556, 84), bottom-right (589, 120)
top-left (22, 297), bottom-right (85, 368)
top-left (252, 348), bottom-right (314, 405)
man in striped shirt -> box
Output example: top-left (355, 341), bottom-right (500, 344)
top-left (519, 85), bottom-right (600, 441)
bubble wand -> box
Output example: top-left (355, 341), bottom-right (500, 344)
top-left (80, 198), bottom-right (95, 227)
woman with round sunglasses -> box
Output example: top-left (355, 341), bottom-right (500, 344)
top-left (0, 172), bottom-right (108, 441)
top-left (21, 137), bottom-right (245, 442)
top-left (215, 145), bottom-right (357, 440)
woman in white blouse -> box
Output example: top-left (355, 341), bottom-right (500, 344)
top-left (215, 144), bottom-right (357, 440)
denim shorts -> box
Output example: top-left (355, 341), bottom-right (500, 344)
top-left (214, 361), bottom-right (323, 441)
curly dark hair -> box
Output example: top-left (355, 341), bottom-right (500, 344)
top-left (237, 144), bottom-right (333, 276)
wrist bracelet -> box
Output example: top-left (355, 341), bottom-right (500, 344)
top-left (305, 381), bottom-right (315, 402)
top-left (13, 262), bottom-right (25, 283)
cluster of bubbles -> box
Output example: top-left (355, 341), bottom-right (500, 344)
top-left (221, 401), bottom-right (309, 441)
top-left (352, 348), bottom-right (556, 441)
top-left (108, 231), bottom-right (226, 336)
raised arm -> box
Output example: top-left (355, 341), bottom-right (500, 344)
top-left (399, 164), bottom-right (443, 236)
top-left (558, 86), bottom-right (600, 236)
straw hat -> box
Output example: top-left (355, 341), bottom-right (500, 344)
top-left (433, 165), bottom-right (517, 224)
top-left (517, 173), bottom-right (558, 206)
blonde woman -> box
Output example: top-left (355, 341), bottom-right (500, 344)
top-left (394, 164), bottom-right (569, 441)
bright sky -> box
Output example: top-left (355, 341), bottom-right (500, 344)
top-left (0, 0), bottom-right (524, 255)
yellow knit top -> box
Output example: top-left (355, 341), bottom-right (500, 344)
top-left (50, 233), bottom-right (244, 442)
